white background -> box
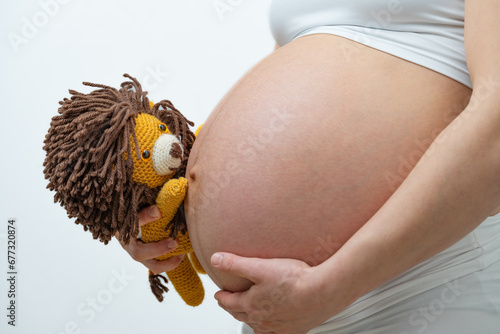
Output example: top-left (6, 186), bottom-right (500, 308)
top-left (0, 0), bottom-right (274, 333)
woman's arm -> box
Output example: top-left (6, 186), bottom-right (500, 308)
top-left (212, 2), bottom-right (500, 333)
top-left (316, 0), bottom-right (500, 304)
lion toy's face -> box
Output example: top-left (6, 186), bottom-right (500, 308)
top-left (131, 112), bottom-right (184, 189)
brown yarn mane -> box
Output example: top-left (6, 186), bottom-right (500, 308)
top-left (43, 74), bottom-right (195, 245)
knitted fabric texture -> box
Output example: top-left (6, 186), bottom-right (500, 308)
top-left (152, 134), bottom-right (183, 176)
top-left (136, 177), bottom-right (205, 306)
top-left (43, 74), bottom-right (203, 306)
top-left (130, 113), bottom-right (173, 188)
top-left (43, 74), bottom-right (196, 245)
top-left (129, 106), bottom-right (205, 306)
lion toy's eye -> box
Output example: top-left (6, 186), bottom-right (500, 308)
top-left (158, 123), bottom-right (167, 132)
top-left (141, 150), bottom-right (151, 161)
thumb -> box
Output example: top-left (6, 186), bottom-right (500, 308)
top-left (211, 252), bottom-right (270, 284)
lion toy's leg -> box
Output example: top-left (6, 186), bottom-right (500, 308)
top-left (167, 255), bottom-right (205, 306)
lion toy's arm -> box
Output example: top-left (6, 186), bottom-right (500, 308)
top-left (140, 177), bottom-right (205, 306)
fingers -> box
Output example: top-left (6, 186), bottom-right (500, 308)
top-left (211, 252), bottom-right (266, 283)
top-left (125, 237), bottom-right (179, 262)
top-left (214, 290), bottom-right (246, 313)
top-left (137, 205), bottom-right (161, 226)
top-left (217, 297), bottom-right (267, 331)
top-left (114, 204), bottom-right (160, 244)
top-left (142, 255), bottom-right (185, 275)
top-left (115, 231), bottom-right (183, 273)
top-left (114, 205), bottom-right (185, 274)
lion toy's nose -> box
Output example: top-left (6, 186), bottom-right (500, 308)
top-left (169, 143), bottom-right (182, 159)
top-left (152, 134), bottom-right (184, 175)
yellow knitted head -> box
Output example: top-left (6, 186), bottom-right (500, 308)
top-left (130, 100), bottom-right (185, 189)
top-left (129, 113), bottom-right (170, 188)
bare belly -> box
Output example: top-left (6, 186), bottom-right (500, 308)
top-left (184, 34), bottom-right (472, 292)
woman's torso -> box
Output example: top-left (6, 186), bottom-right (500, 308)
top-left (185, 3), bottom-right (473, 291)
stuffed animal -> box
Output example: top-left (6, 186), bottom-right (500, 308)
top-left (43, 74), bottom-right (205, 306)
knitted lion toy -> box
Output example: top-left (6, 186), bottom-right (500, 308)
top-left (43, 74), bottom-right (205, 306)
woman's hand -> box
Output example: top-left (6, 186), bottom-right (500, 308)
top-left (211, 252), bottom-right (342, 334)
top-left (115, 205), bottom-right (184, 274)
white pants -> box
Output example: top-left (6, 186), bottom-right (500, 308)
top-left (239, 214), bottom-right (500, 334)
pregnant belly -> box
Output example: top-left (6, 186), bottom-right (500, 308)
top-left (184, 34), bottom-right (472, 292)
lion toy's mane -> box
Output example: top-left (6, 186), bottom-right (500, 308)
top-left (43, 74), bottom-right (195, 245)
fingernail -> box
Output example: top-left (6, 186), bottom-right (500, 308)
top-left (168, 239), bottom-right (178, 248)
top-left (211, 253), bottom-right (223, 267)
top-left (148, 206), bottom-right (161, 219)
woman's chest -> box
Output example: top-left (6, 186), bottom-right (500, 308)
top-left (269, 0), bottom-right (465, 45)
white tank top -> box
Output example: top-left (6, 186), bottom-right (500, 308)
top-left (269, 0), bottom-right (471, 88)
